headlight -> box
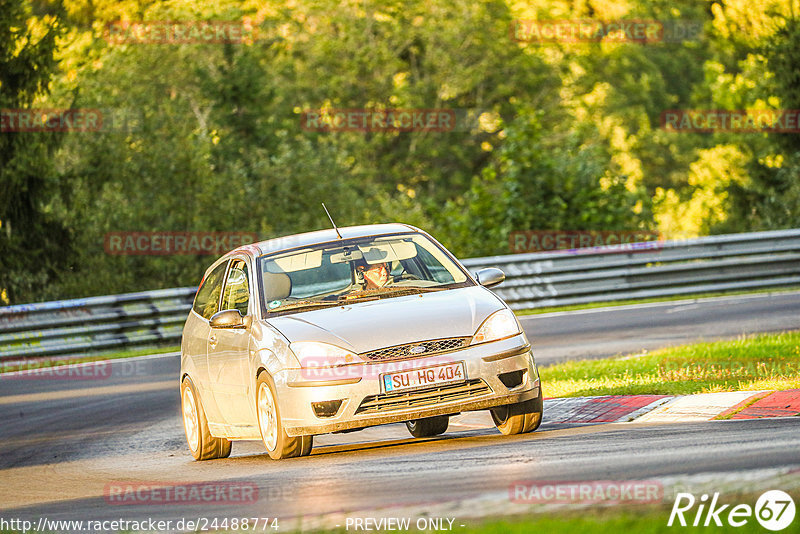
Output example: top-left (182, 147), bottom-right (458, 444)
top-left (471, 309), bottom-right (520, 345)
top-left (290, 341), bottom-right (362, 368)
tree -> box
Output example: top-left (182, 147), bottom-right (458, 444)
top-left (442, 108), bottom-right (649, 257)
top-left (0, 0), bottom-right (68, 304)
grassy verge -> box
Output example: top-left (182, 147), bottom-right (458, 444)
top-left (515, 285), bottom-right (800, 316)
top-left (540, 331), bottom-right (800, 398)
top-left (0, 345), bottom-right (179, 374)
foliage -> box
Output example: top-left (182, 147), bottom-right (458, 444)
top-left (1, 0), bottom-right (799, 303)
top-left (0, 0), bottom-right (69, 304)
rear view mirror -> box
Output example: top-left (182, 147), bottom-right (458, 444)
top-left (330, 248), bottom-right (364, 264)
top-left (475, 268), bottom-right (505, 288)
top-left (210, 309), bottom-right (248, 329)
top-left (358, 240), bottom-right (417, 264)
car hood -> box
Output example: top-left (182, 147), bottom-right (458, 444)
top-left (266, 285), bottom-right (505, 353)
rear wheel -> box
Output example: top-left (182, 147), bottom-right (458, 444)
top-left (181, 377), bottom-right (232, 460)
top-left (490, 387), bottom-right (543, 435)
top-left (406, 415), bottom-right (449, 438)
top-left (256, 373), bottom-right (313, 459)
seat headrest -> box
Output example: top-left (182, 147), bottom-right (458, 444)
top-left (263, 272), bottom-right (292, 302)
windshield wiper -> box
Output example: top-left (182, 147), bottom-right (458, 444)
top-left (338, 286), bottom-right (447, 303)
top-left (270, 300), bottom-right (340, 312)
top-left (337, 292), bottom-right (382, 303)
top-left (400, 285), bottom-right (449, 292)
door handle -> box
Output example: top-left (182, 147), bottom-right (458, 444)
top-left (209, 335), bottom-right (218, 349)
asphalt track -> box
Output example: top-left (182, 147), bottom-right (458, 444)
top-left (1, 292), bottom-right (799, 528)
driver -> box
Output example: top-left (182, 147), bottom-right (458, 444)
top-left (356, 261), bottom-right (390, 289)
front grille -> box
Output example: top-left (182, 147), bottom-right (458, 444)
top-left (355, 379), bottom-right (492, 415)
top-left (362, 337), bottom-right (470, 362)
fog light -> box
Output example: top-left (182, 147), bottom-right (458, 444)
top-left (498, 370), bottom-right (525, 389)
top-left (312, 399), bottom-right (343, 418)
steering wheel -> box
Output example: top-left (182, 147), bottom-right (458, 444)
top-left (393, 272), bottom-right (421, 283)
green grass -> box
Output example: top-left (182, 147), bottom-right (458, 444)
top-left (0, 344), bottom-right (179, 374)
top-left (515, 285), bottom-right (800, 316)
top-left (540, 331), bottom-right (800, 398)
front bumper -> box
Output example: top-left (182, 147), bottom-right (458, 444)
top-left (273, 334), bottom-right (540, 437)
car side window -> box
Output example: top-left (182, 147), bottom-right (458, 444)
top-left (193, 261), bottom-right (229, 320)
top-left (221, 260), bottom-right (250, 316)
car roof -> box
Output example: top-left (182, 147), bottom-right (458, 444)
top-left (235, 223), bottom-right (423, 257)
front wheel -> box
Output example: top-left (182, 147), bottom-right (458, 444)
top-left (256, 373), bottom-right (313, 460)
top-left (181, 377), bottom-right (232, 460)
top-left (406, 415), bottom-right (449, 438)
top-left (490, 387), bottom-right (543, 435)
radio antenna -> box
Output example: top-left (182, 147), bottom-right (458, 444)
top-left (321, 203), bottom-right (343, 239)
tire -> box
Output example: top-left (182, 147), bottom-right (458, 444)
top-left (490, 386), bottom-right (543, 436)
top-left (406, 415), bottom-right (449, 438)
top-left (181, 377), bottom-right (232, 461)
top-left (256, 372), bottom-right (313, 460)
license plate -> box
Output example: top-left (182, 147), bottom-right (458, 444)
top-left (382, 362), bottom-right (466, 393)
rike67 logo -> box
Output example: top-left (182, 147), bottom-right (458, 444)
top-left (669, 490), bottom-right (795, 531)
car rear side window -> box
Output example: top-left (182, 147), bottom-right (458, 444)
top-left (221, 260), bottom-right (250, 316)
top-left (193, 261), bottom-right (228, 320)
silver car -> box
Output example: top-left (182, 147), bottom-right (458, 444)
top-left (180, 224), bottom-right (542, 460)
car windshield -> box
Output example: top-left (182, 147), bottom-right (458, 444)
top-left (257, 233), bottom-right (471, 315)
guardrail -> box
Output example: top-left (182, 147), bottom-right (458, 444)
top-left (0, 288), bottom-right (196, 361)
top-left (2, 229), bottom-right (799, 361)
top-left (461, 228), bottom-right (800, 309)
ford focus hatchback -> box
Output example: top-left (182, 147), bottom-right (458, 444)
top-left (180, 224), bottom-right (542, 460)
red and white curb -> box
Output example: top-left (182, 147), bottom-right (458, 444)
top-left (541, 389), bottom-right (800, 425)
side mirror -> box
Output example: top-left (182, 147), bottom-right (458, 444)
top-left (210, 309), bottom-right (248, 329)
top-left (475, 267), bottom-right (505, 288)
